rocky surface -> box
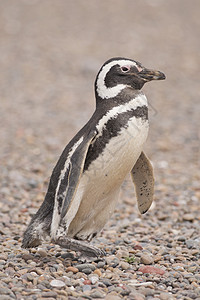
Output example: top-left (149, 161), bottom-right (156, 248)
top-left (0, 0), bottom-right (200, 299)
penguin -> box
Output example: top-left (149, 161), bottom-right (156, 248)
top-left (22, 57), bottom-right (165, 257)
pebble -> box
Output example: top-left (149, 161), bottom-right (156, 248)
top-left (105, 294), bottom-right (122, 300)
top-left (75, 263), bottom-right (96, 272)
top-left (94, 269), bottom-right (102, 277)
top-left (90, 290), bottom-right (105, 298)
top-left (129, 291), bottom-right (145, 300)
top-left (61, 252), bottom-right (75, 259)
top-left (82, 268), bottom-right (92, 274)
top-left (88, 275), bottom-right (99, 284)
top-left (102, 278), bottom-right (112, 287)
top-left (138, 266), bottom-right (165, 275)
top-left (66, 266), bottom-right (79, 273)
top-left (140, 253), bottom-right (154, 265)
top-left (120, 261), bottom-right (130, 270)
top-left (41, 291), bottom-right (57, 298)
top-left (36, 248), bottom-right (47, 257)
top-left (182, 214), bottom-right (194, 221)
top-left (97, 261), bottom-right (106, 268)
top-left (22, 254), bottom-right (34, 261)
top-left (50, 279), bottom-right (65, 288)
top-left (83, 284), bottom-right (92, 292)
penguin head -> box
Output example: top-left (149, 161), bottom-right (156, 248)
top-left (95, 57), bottom-right (165, 100)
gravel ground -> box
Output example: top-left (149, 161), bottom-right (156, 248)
top-left (0, 1), bottom-right (200, 299)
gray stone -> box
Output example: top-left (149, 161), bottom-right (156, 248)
top-left (75, 263), bottom-right (96, 271)
top-left (97, 261), bottom-right (106, 268)
top-left (102, 278), bottom-right (112, 287)
top-left (41, 291), bottom-right (57, 298)
top-left (90, 290), bottom-right (105, 298)
top-left (82, 285), bottom-right (92, 292)
top-left (82, 268), bottom-right (92, 274)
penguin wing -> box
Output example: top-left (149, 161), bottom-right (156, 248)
top-left (131, 151), bottom-right (154, 214)
top-left (54, 129), bottom-right (97, 221)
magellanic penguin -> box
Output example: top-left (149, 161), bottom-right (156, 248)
top-left (22, 57), bottom-right (165, 257)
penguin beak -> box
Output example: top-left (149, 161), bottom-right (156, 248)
top-left (138, 68), bottom-right (166, 81)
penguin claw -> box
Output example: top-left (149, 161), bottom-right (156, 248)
top-left (52, 236), bottom-right (105, 257)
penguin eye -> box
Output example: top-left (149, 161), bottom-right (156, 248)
top-left (121, 65), bottom-right (130, 73)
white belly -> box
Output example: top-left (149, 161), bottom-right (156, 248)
top-left (66, 117), bottom-right (149, 238)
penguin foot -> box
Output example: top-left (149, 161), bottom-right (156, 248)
top-left (52, 236), bottom-right (105, 257)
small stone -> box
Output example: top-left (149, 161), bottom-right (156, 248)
top-left (50, 279), bottom-right (65, 288)
top-left (172, 264), bottom-right (184, 272)
top-left (27, 274), bottom-right (34, 282)
top-left (61, 252), bottom-right (75, 259)
top-left (97, 261), bottom-right (105, 268)
top-left (140, 254), bottom-right (154, 265)
top-left (187, 265), bottom-right (198, 272)
top-left (120, 261), bottom-right (130, 270)
top-left (177, 236), bottom-right (186, 242)
top-left (75, 263), bottom-right (96, 271)
top-left (139, 287), bottom-right (154, 296)
top-left (41, 291), bottom-right (57, 298)
top-left (5, 267), bottom-right (15, 276)
top-left (94, 269), bottom-right (102, 277)
top-left (90, 290), bottom-right (105, 298)
top-left (66, 266), bottom-right (79, 273)
top-left (133, 244), bottom-right (143, 250)
top-left (105, 256), bottom-right (120, 266)
top-left (82, 268), bottom-right (92, 274)
top-left (22, 253), bottom-right (34, 261)
top-left (37, 248), bottom-right (47, 257)
top-left (83, 284), bottom-right (92, 292)
top-left (105, 294), bottom-right (121, 300)
top-left (154, 255), bottom-right (162, 262)
top-left (88, 275), bottom-right (99, 284)
top-left (129, 291), bottom-right (145, 300)
top-left (116, 249), bottom-right (129, 259)
top-left (83, 279), bottom-right (92, 285)
top-left (160, 292), bottom-right (174, 300)
top-left (183, 214), bottom-right (194, 221)
top-left (186, 239), bottom-right (197, 249)
top-left (102, 278), bottom-right (112, 286)
top-left (34, 268), bottom-right (43, 275)
top-left (138, 266), bottom-right (165, 275)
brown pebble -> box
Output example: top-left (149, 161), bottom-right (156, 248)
top-left (133, 244), bottom-right (143, 250)
top-left (154, 255), bottom-right (162, 262)
top-left (22, 254), bottom-right (34, 261)
top-left (18, 268), bottom-right (29, 275)
top-left (37, 248), bottom-right (47, 257)
top-left (94, 269), bottom-right (102, 277)
top-left (66, 266), bottom-right (79, 273)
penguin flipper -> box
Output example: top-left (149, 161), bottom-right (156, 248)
top-left (131, 151), bottom-right (154, 214)
top-left (52, 129), bottom-right (97, 232)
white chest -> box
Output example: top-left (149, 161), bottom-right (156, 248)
top-left (85, 116), bottom-right (149, 188)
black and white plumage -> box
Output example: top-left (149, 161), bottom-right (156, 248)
top-left (22, 57), bottom-right (165, 256)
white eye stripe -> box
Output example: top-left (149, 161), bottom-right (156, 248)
top-left (96, 60), bottom-right (137, 99)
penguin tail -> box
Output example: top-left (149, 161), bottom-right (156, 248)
top-left (22, 196), bottom-right (53, 248)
